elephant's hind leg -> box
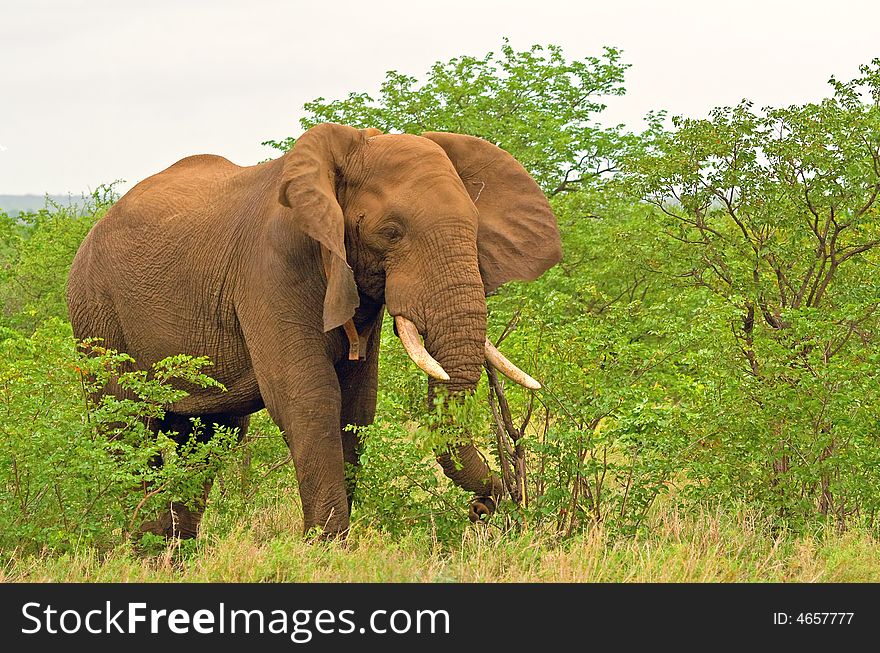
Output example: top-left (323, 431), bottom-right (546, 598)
top-left (138, 412), bottom-right (250, 540)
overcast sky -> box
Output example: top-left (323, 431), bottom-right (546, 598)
top-left (2, 0), bottom-right (879, 195)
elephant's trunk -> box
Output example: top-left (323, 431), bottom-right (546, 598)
top-left (385, 229), bottom-right (504, 513)
top-left (420, 260), bottom-right (504, 509)
top-left (415, 236), bottom-right (486, 395)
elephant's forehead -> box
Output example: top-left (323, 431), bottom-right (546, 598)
top-left (364, 134), bottom-right (455, 173)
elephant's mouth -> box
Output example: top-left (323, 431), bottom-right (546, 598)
top-left (392, 314), bottom-right (541, 390)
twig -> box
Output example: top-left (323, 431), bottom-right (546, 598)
top-left (126, 482), bottom-right (169, 536)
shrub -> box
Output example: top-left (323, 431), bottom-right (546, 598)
top-left (0, 320), bottom-right (241, 555)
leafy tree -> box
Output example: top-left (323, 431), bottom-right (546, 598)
top-left (264, 40), bottom-right (631, 195)
top-left (623, 60), bottom-right (880, 525)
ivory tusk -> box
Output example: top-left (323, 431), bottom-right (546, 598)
top-left (484, 338), bottom-right (542, 390)
top-left (394, 316), bottom-right (450, 381)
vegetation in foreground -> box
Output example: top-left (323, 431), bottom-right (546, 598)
top-left (2, 44), bottom-right (879, 581)
top-left (7, 505), bottom-right (880, 582)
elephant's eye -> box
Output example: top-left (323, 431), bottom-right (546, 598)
top-left (378, 222), bottom-right (405, 244)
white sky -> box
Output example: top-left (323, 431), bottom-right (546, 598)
top-left (2, 0), bottom-right (878, 195)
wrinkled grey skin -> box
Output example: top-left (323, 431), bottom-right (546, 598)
top-left (67, 123), bottom-right (562, 538)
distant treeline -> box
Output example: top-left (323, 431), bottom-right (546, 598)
top-left (0, 194), bottom-right (85, 216)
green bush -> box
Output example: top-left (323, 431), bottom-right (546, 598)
top-left (0, 186), bottom-right (117, 333)
top-left (0, 321), bottom-right (241, 555)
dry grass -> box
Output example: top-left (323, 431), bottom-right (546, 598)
top-left (4, 502), bottom-right (880, 583)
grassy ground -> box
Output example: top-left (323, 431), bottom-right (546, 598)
top-left (5, 503), bottom-right (880, 582)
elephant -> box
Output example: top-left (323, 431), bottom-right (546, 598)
top-left (66, 123), bottom-right (562, 539)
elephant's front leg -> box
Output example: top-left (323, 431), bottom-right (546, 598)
top-left (265, 369), bottom-right (350, 538)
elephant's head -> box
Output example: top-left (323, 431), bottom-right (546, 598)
top-left (278, 123), bottom-right (561, 510)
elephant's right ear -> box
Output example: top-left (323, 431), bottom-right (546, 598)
top-left (278, 123), bottom-right (372, 332)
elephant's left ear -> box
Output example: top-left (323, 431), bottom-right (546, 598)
top-left (421, 132), bottom-right (562, 294)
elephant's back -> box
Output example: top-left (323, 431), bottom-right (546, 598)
top-left (67, 155), bottom-right (273, 371)
top-left (101, 154), bottom-right (242, 232)
top-left (74, 154), bottom-right (271, 270)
